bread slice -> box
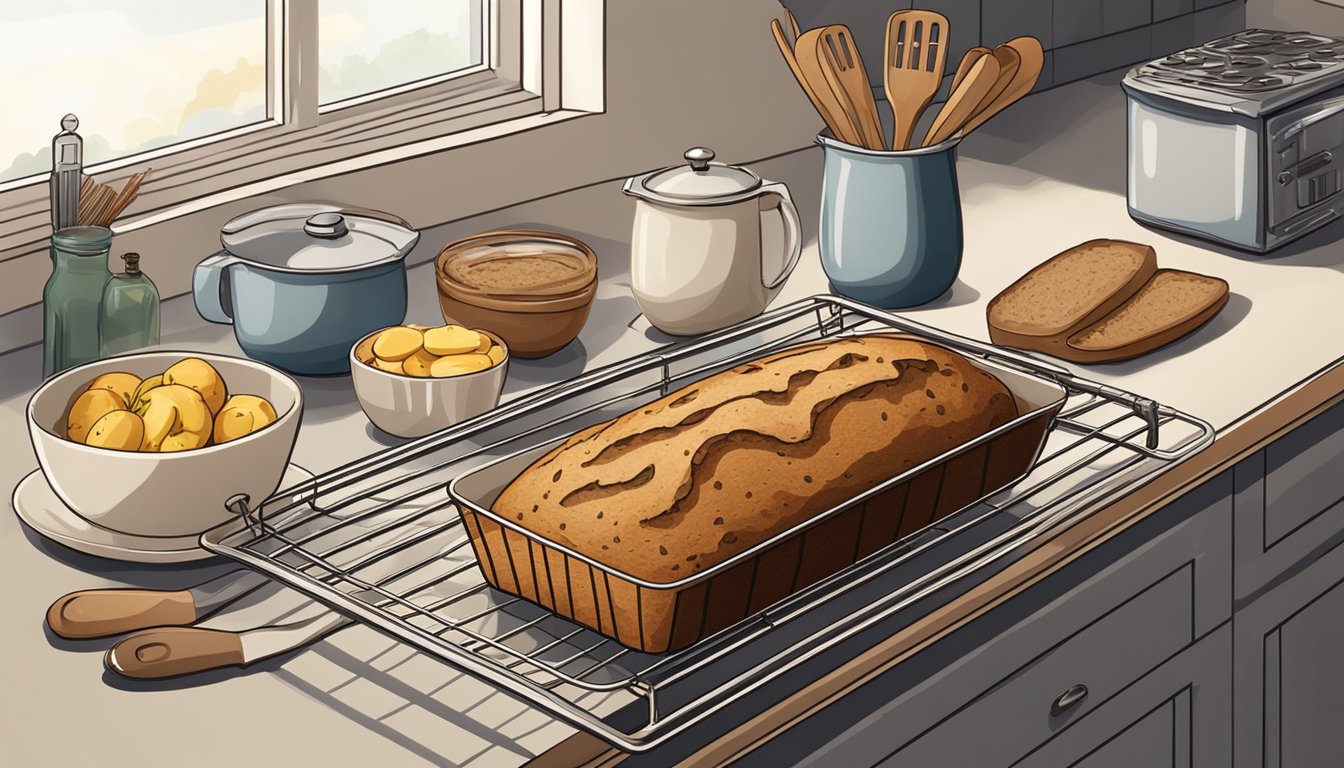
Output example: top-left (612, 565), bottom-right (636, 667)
top-left (987, 239), bottom-right (1158, 356)
top-left (1063, 269), bottom-right (1229, 362)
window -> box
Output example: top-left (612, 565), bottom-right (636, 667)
top-left (0, 1), bottom-right (600, 215)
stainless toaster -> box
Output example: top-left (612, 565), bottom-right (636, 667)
top-left (1123, 29), bottom-right (1344, 253)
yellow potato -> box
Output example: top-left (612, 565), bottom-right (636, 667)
top-left (213, 394), bottom-right (279, 444)
top-left (372, 326), bottom-right (424, 362)
top-left (401, 348), bottom-right (438, 378)
top-left (430, 353), bottom-right (493, 377)
top-left (130, 374), bottom-right (163, 412)
top-left (353, 333), bottom-right (378, 365)
top-left (84, 410), bottom-right (145, 452)
top-left (85, 372), bottom-right (141, 405)
top-left (371, 356), bottom-right (405, 374)
top-left (486, 345), bottom-right (506, 366)
top-left (163, 358), bottom-right (228, 415)
top-left (67, 388), bottom-right (128, 443)
top-left (139, 384), bottom-right (212, 452)
top-left (474, 333), bottom-right (493, 353)
top-left (423, 325), bottom-right (482, 356)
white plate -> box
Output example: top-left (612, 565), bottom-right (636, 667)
top-left (12, 464), bottom-right (313, 564)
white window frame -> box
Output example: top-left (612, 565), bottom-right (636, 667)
top-left (0, 0), bottom-right (603, 262)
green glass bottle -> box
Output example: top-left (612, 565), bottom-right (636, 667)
top-left (43, 226), bottom-right (113, 378)
top-left (100, 251), bottom-right (160, 357)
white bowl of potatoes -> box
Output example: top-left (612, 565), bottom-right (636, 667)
top-left (350, 323), bottom-right (508, 438)
top-left (26, 352), bottom-right (302, 537)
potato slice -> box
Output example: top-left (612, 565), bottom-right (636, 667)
top-left (353, 332), bottom-right (379, 365)
top-left (474, 333), bottom-right (493, 353)
top-left (401, 348), bottom-right (438, 378)
top-left (86, 372), bottom-right (142, 405)
top-left (67, 388), bottom-right (128, 443)
top-left (163, 357), bottom-right (228, 416)
top-left (430, 353), bottom-right (493, 377)
top-left (372, 326), bottom-right (424, 362)
top-left (214, 394), bottom-right (279, 444)
top-left (424, 325), bottom-right (481, 356)
top-left (85, 410), bottom-right (145, 452)
top-left (371, 356), bottom-right (405, 374)
top-left (486, 345), bottom-right (506, 366)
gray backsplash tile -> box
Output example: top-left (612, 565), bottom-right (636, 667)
top-left (1054, 0), bottom-right (1104, 47)
top-left (982, 0), bottom-right (1053, 49)
top-left (1154, 0), bottom-right (1195, 23)
top-left (781, 0), bottom-right (1245, 92)
top-left (1102, 0), bottom-right (1151, 34)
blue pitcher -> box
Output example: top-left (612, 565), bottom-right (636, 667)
top-left (194, 204), bottom-right (418, 375)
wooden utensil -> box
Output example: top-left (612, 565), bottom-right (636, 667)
top-left (794, 27), bottom-right (867, 146)
top-left (922, 50), bottom-right (1001, 147)
top-left (773, 21), bottom-right (863, 146)
top-left (816, 24), bottom-right (887, 150)
top-left (957, 36), bottom-right (1045, 138)
top-left (951, 46), bottom-right (991, 93)
top-left (884, 9), bottom-right (951, 150)
top-left (972, 45), bottom-right (1023, 118)
top-left (786, 7), bottom-right (801, 42)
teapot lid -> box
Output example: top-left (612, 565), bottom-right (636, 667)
top-left (220, 203), bottom-right (419, 273)
top-left (627, 148), bottom-right (763, 205)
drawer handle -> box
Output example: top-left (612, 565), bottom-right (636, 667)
top-left (1050, 684), bottom-right (1088, 717)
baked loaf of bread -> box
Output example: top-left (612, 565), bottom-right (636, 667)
top-left (492, 334), bottom-right (1019, 584)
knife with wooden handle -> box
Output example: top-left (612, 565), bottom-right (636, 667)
top-left (105, 611), bottom-right (353, 679)
top-left (47, 570), bottom-right (267, 639)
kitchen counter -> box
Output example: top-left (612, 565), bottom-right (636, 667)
top-left (5, 70), bottom-right (1344, 767)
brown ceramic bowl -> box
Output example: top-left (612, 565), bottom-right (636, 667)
top-left (435, 230), bottom-right (598, 358)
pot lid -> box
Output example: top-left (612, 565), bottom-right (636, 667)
top-left (220, 203), bottom-right (419, 273)
top-left (628, 148), bottom-right (763, 205)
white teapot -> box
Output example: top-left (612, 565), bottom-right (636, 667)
top-left (623, 148), bottom-right (802, 336)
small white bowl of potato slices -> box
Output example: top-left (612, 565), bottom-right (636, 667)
top-left (350, 323), bottom-right (509, 438)
top-left (27, 352), bottom-right (302, 537)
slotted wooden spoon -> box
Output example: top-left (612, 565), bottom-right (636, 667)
top-left (817, 24), bottom-right (886, 150)
top-left (794, 27), bottom-right (867, 146)
top-left (884, 9), bottom-right (951, 150)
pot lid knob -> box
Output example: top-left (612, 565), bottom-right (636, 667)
top-left (303, 212), bottom-right (349, 239)
top-left (684, 147), bottom-right (715, 172)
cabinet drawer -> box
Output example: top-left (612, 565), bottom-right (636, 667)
top-left (775, 472), bottom-right (1232, 768)
top-left (882, 562), bottom-right (1195, 767)
top-left (1234, 399), bottom-right (1344, 597)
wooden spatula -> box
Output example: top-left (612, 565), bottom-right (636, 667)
top-left (794, 27), bottom-right (866, 146)
top-left (884, 9), bottom-right (951, 150)
top-left (951, 46), bottom-right (992, 93)
top-left (773, 19), bottom-right (848, 142)
top-left (922, 51), bottom-right (1001, 147)
top-left (957, 36), bottom-right (1045, 138)
top-left (817, 24), bottom-right (887, 150)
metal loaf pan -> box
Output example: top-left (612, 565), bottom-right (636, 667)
top-left (449, 333), bottom-right (1068, 654)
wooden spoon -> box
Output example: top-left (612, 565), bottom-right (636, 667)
top-left (969, 45), bottom-right (1022, 121)
top-left (922, 51), bottom-right (1001, 147)
top-left (884, 9), bottom-right (951, 150)
top-left (816, 24), bottom-right (887, 150)
top-left (957, 36), bottom-right (1045, 138)
top-left (794, 27), bottom-right (866, 146)
top-left (951, 47), bottom-right (992, 93)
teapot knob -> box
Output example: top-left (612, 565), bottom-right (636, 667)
top-left (304, 212), bottom-right (349, 239)
top-left (684, 147), bottom-right (715, 173)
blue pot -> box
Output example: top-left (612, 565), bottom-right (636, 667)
top-left (193, 204), bottom-right (418, 375)
top-left (818, 133), bottom-right (963, 308)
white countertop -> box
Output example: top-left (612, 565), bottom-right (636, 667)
top-left (5, 71), bottom-right (1344, 767)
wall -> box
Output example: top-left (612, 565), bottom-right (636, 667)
top-left (1248, 0), bottom-right (1344, 31)
top-left (785, 0), bottom-right (1246, 114)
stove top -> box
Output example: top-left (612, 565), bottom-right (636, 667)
top-left (1128, 30), bottom-right (1344, 116)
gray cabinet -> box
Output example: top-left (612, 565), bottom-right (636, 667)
top-left (788, 471), bottom-right (1233, 768)
top-left (1234, 533), bottom-right (1344, 768)
top-left (1017, 624), bottom-right (1231, 768)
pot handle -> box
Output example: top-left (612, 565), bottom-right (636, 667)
top-left (759, 182), bottom-right (802, 291)
top-left (192, 253), bottom-right (239, 325)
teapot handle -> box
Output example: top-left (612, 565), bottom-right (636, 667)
top-left (192, 253), bottom-right (239, 325)
top-left (759, 182), bottom-right (802, 291)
